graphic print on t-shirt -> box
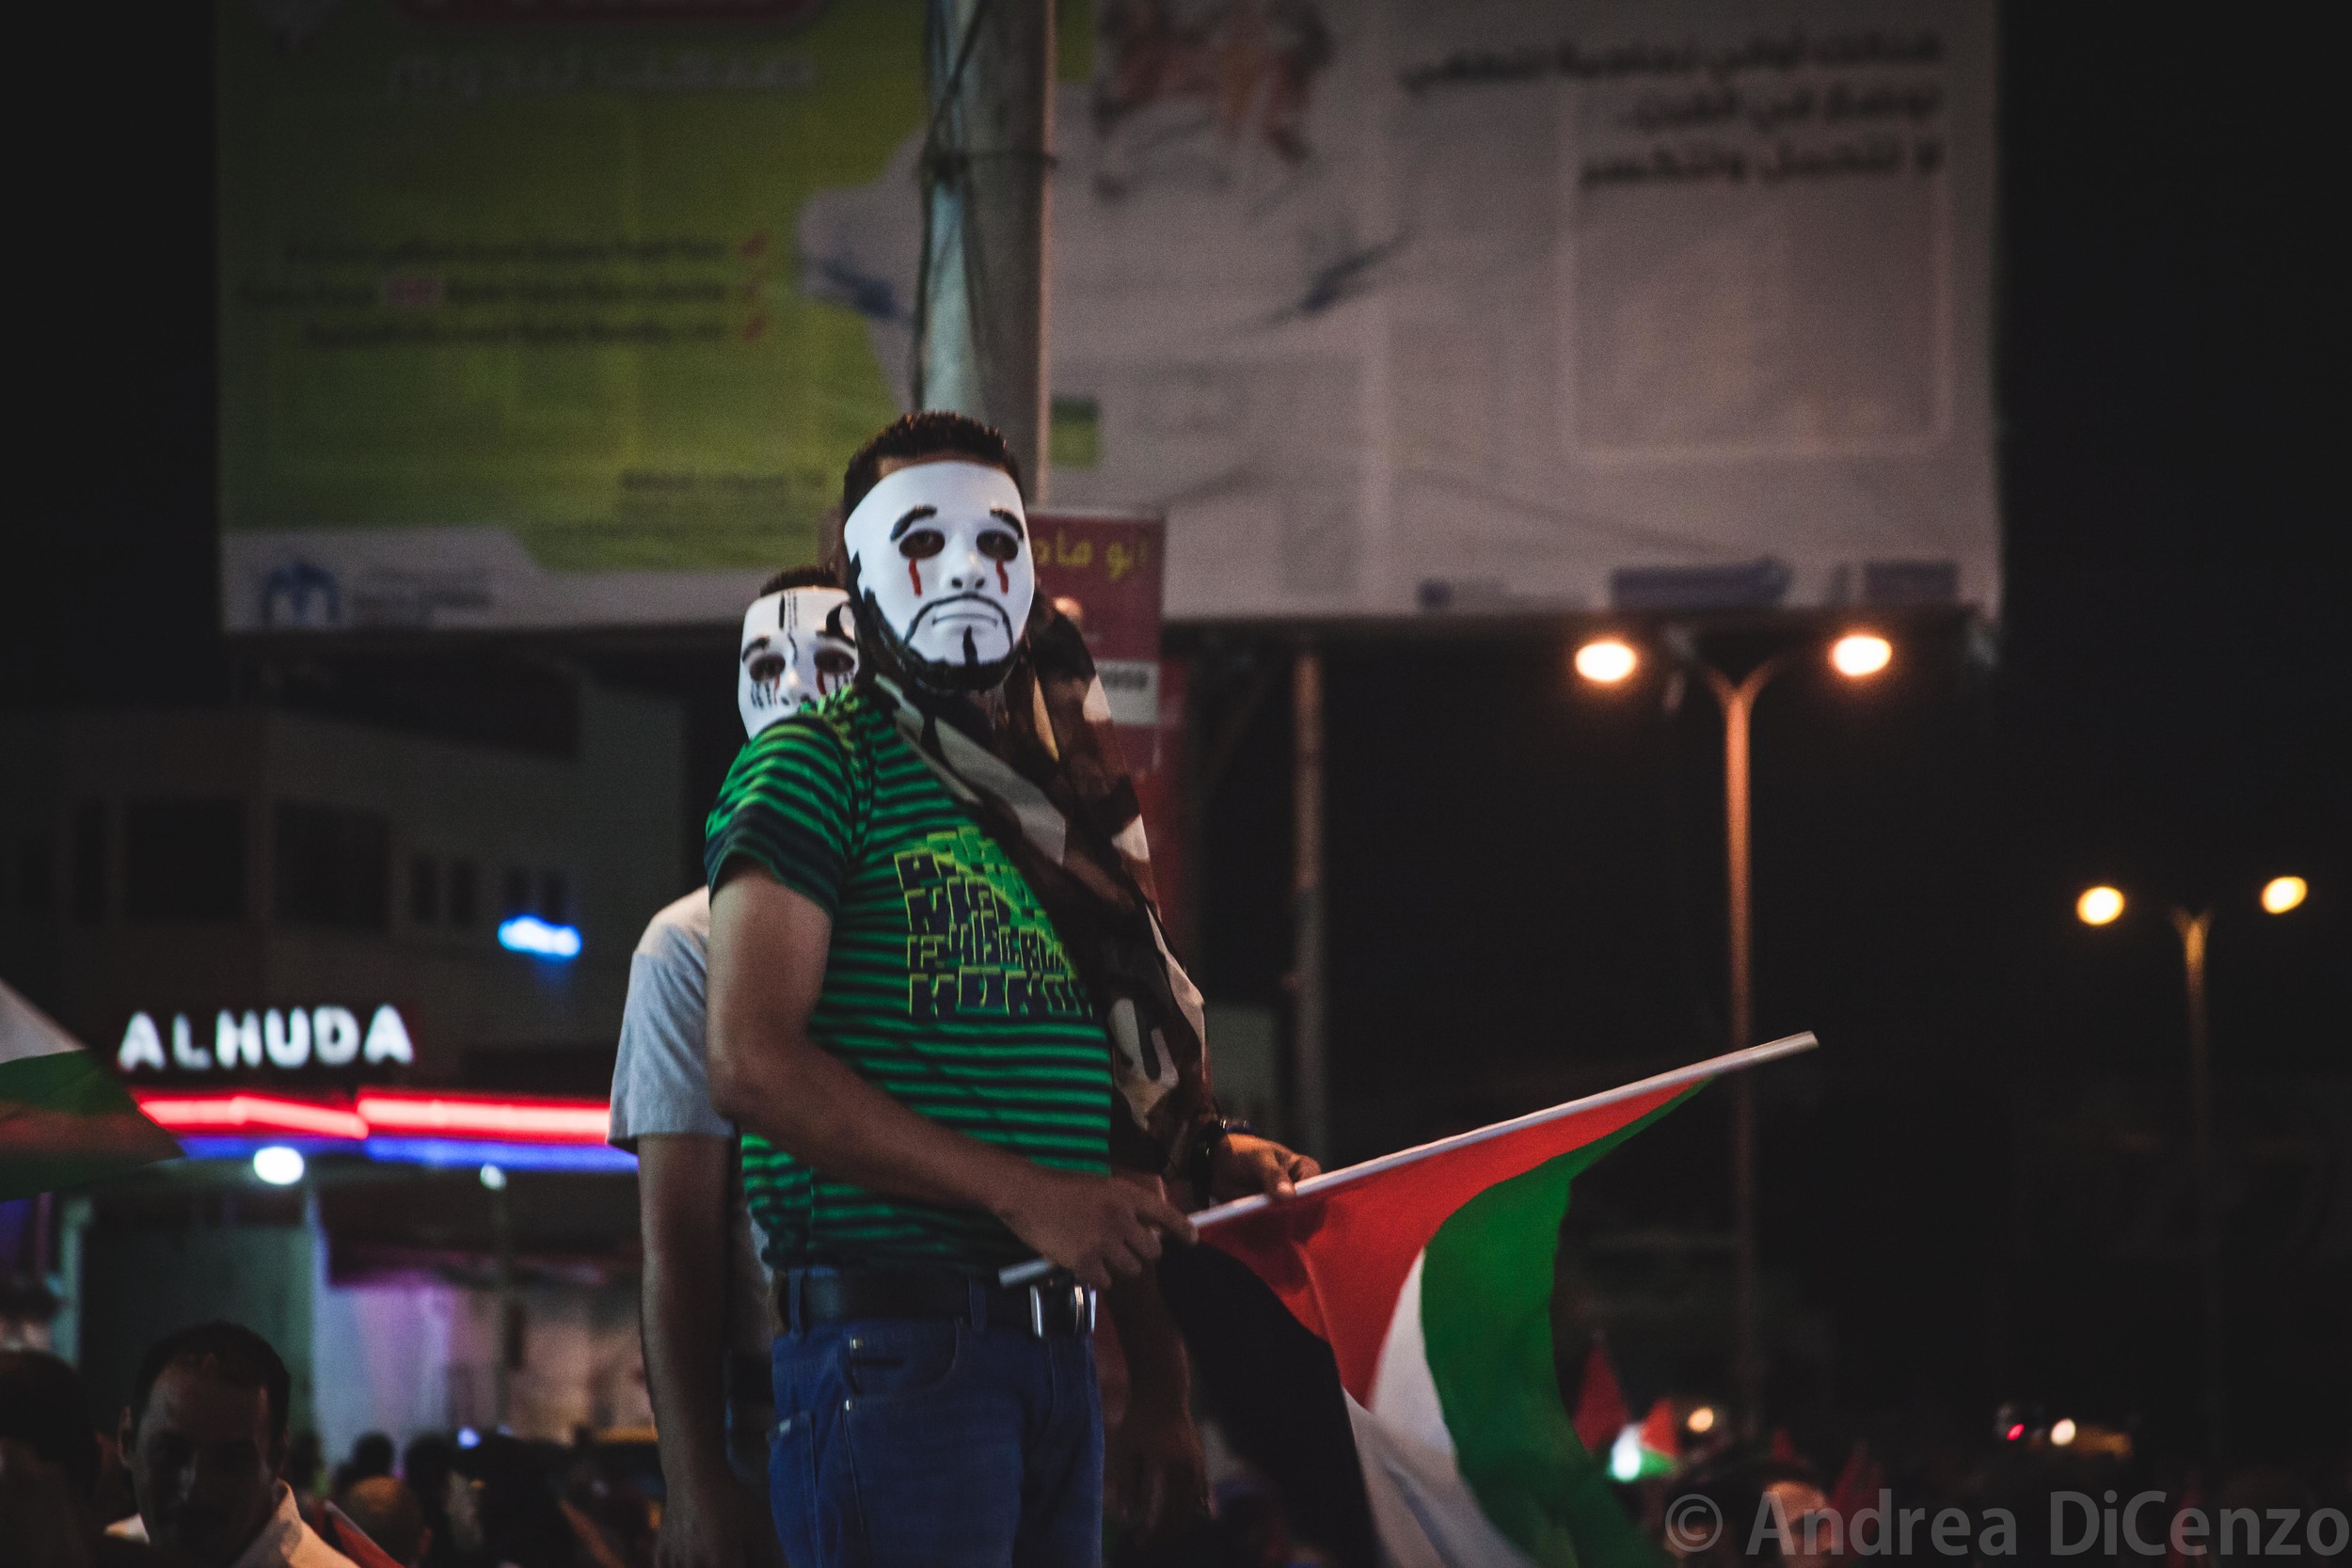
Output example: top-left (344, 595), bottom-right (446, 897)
top-left (897, 826), bottom-right (1090, 1023)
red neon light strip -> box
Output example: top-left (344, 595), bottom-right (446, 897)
top-left (354, 1091), bottom-right (610, 1144)
top-left (134, 1093), bottom-right (370, 1141)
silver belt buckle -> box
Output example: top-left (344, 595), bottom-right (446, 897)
top-left (1024, 1283), bottom-right (1097, 1337)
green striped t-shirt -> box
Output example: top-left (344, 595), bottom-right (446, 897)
top-left (703, 686), bottom-right (1110, 1271)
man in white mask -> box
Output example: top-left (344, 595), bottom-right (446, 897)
top-left (837, 451), bottom-right (1033, 690)
top-left (610, 566), bottom-right (854, 1568)
top-left (704, 414), bottom-right (1315, 1568)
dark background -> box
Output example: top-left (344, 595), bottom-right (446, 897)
top-left (8, 6), bottom-right (2344, 1461)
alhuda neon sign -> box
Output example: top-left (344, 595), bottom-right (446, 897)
top-left (118, 1006), bottom-right (415, 1073)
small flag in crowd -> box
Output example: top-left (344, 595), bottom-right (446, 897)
top-left (1, 978), bottom-right (181, 1201)
top-left (1569, 1338), bottom-right (1629, 1457)
top-left (1190, 1036), bottom-right (1817, 1568)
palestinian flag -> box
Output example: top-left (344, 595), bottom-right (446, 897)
top-left (1188, 1037), bottom-right (1816, 1568)
top-left (1, 979), bottom-right (181, 1201)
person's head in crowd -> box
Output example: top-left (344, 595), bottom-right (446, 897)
top-left (119, 1321), bottom-right (292, 1568)
top-left (0, 1348), bottom-right (147, 1558)
top-left (837, 410), bottom-right (1033, 697)
top-left (738, 563), bottom-right (857, 738)
top-left (338, 1476), bottom-right (429, 1568)
top-left (458, 1433), bottom-right (572, 1568)
top-left (0, 1348), bottom-right (103, 1500)
top-left (332, 1432), bottom-right (394, 1496)
top-left (1671, 1463), bottom-right (1769, 1568)
top-left (398, 1432), bottom-right (452, 1499)
top-left (1752, 1459), bottom-right (1834, 1568)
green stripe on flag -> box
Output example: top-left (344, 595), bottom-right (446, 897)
top-left (1421, 1086), bottom-right (1701, 1568)
top-left (0, 1048), bottom-right (183, 1200)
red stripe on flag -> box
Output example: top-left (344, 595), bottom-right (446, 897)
top-left (1201, 1083), bottom-right (1685, 1402)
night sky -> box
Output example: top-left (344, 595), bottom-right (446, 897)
top-left (8, 5), bottom-right (2344, 1458)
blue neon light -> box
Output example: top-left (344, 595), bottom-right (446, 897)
top-left (174, 1135), bottom-right (634, 1174)
top-left (180, 1136), bottom-right (349, 1162)
top-left (362, 1136), bottom-right (635, 1173)
top-left (498, 915), bottom-right (582, 959)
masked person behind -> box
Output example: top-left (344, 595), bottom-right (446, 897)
top-left (610, 565), bottom-right (859, 1568)
top-left (705, 413), bottom-right (1315, 1568)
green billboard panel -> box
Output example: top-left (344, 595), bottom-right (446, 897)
top-left (217, 0), bottom-right (925, 630)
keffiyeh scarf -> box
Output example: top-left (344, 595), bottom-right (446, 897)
top-left (870, 609), bottom-right (1218, 1178)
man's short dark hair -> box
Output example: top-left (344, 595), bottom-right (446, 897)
top-left (841, 411), bottom-right (1023, 517)
top-left (0, 1349), bottom-right (101, 1495)
top-left (130, 1322), bottom-right (292, 1449)
top-left (758, 564), bottom-right (840, 597)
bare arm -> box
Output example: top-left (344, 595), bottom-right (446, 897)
top-left (705, 868), bottom-right (1194, 1288)
top-left (634, 1135), bottom-right (744, 1568)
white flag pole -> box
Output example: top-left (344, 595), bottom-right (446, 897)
top-left (998, 1031), bottom-right (1818, 1289)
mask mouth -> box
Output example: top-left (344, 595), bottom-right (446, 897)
top-left (905, 593), bottom-right (1014, 641)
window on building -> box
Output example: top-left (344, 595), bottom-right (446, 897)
top-left (446, 858), bottom-right (479, 927)
top-left (538, 869), bottom-right (571, 924)
top-left (71, 800), bottom-right (107, 923)
top-left (14, 836), bottom-right (54, 913)
top-left (408, 853), bottom-right (440, 926)
top-left (501, 867), bottom-right (532, 920)
top-left (273, 801), bottom-right (390, 930)
top-left (122, 798), bottom-right (247, 923)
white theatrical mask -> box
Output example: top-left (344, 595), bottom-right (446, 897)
top-left (842, 459), bottom-right (1034, 687)
top-left (738, 586), bottom-right (858, 737)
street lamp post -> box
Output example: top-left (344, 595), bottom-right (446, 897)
top-left (2171, 903), bottom-right (2225, 1463)
top-left (1578, 627), bottom-right (1891, 1434)
top-left (2075, 874), bottom-right (2310, 1460)
top-left (1706, 654), bottom-right (1783, 1439)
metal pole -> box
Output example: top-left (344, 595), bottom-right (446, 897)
top-left (1705, 658), bottom-right (1777, 1437)
top-left (918, 0), bottom-right (1054, 490)
top-left (491, 1176), bottom-right (515, 1431)
top-left (1724, 672), bottom-right (1758, 1435)
top-left (2173, 906), bottom-right (2225, 1458)
top-left (1292, 644), bottom-right (1329, 1161)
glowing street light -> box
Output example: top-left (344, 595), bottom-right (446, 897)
top-left (2075, 886), bottom-right (2125, 926)
top-left (2260, 876), bottom-right (2308, 914)
top-left (1570, 625), bottom-right (1894, 1433)
top-left (2073, 871), bottom-right (2315, 1459)
top-left (2050, 1418), bottom-right (2078, 1447)
top-left (1829, 632), bottom-right (1893, 678)
top-left (1572, 638), bottom-right (1640, 684)
top-left (252, 1145), bottom-right (305, 1185)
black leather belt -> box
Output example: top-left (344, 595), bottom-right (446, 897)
top-left (778, 1266), bottom-right (1096, 1338)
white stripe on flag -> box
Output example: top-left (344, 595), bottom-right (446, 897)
top-left (1351, 1251), bottom-right (1540, 1568)
top-left (1, 980), bottom-right (84, 1066)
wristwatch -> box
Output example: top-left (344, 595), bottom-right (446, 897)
top-left (1185, 1116), bottom-right (1257, 1198)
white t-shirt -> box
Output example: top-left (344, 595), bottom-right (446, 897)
top-left (611, 888), bottom-right (723, 1147)
top-left (609, 887), bottom-right (777, 1353)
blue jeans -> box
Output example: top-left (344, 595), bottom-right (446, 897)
top-left (768, 1310), bottom-right (1103, 1567)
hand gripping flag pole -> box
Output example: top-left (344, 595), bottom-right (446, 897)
top-left (999, 1031), bottom-right (1818, 1289)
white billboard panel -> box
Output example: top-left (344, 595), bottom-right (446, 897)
top-left (1039, 0), bottom-right (1998, 620)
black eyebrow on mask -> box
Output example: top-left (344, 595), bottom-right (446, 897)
top-left (989, 507), bottom-right (1025, 537)
top-left (889, 505), bottom-right (939, 540)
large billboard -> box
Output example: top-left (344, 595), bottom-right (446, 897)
top-left (219, 0), bottom-right (1996, 630)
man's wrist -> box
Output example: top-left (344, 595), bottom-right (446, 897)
top-left (1184, 1116), bottom-right (1253, 1196)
